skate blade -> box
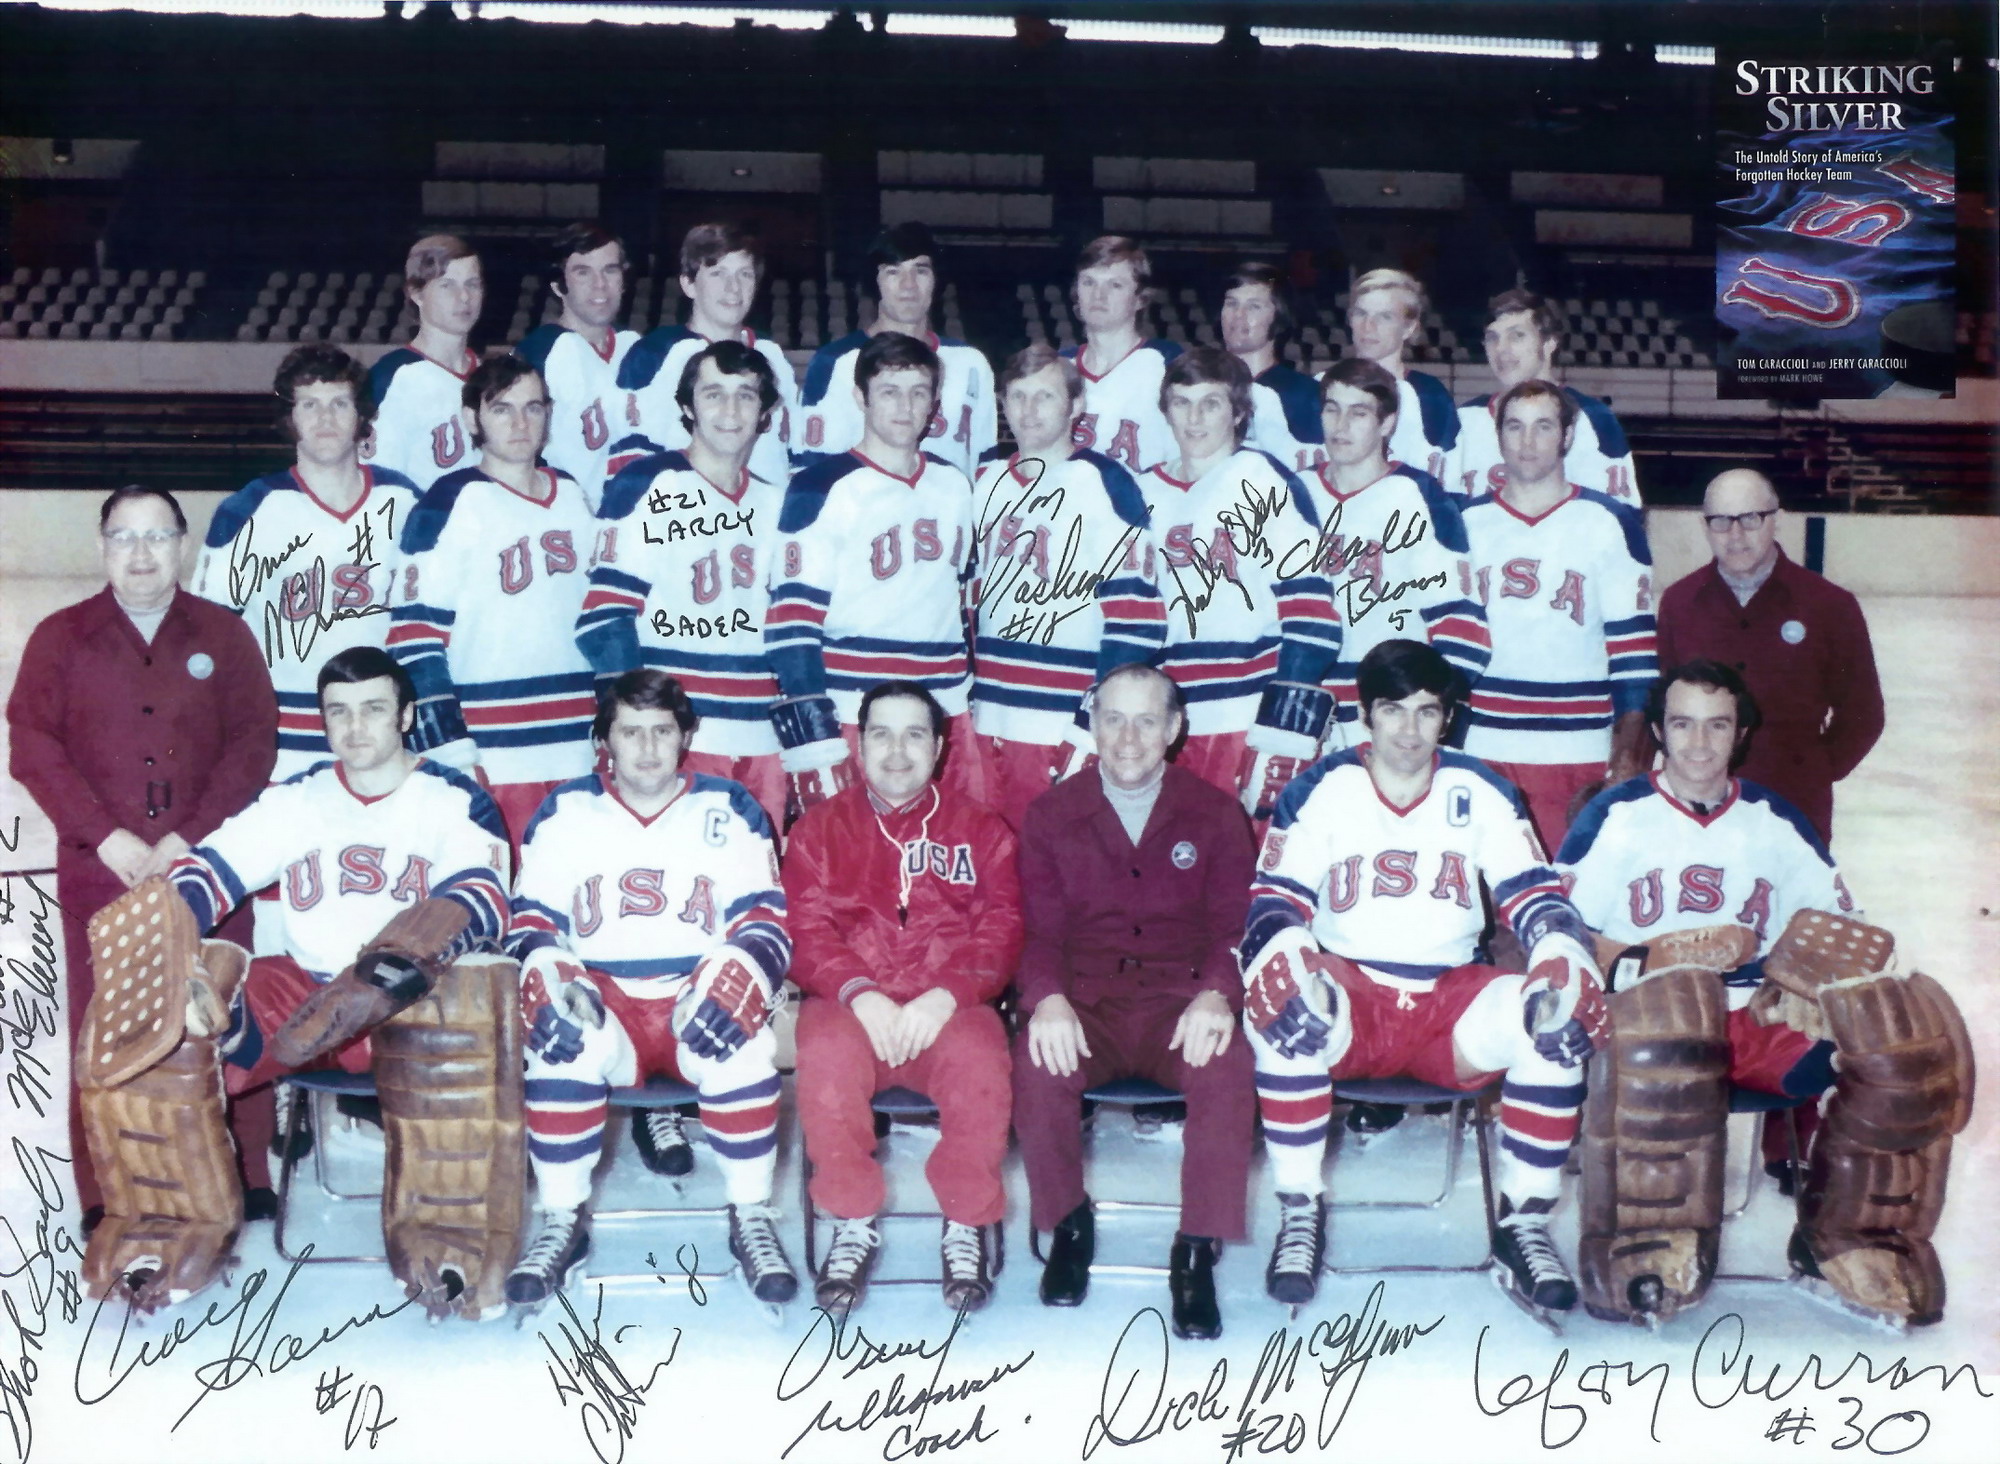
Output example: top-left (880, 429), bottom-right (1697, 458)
top-left (1489, 1265), bottom-right (1567, 1336)
top-left (731, 1263), bottom-right (793, 1329)
top-left (1790, 1274), bottom-right (1913, 1334)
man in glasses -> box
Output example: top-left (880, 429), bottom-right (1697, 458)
top-left (7, 485), bottom-right (277, 1228)
top-left (1656, 468), bottom-right (1882, 843)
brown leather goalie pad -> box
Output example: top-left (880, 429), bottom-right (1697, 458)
top-left (1750, 909), bottom-right (1896, 1040)
top-left (1578, 964), bottom-right (1730, 1323)
top-left (371, 954), bottom-right (526, 1321)
top-left (271, 896), bottom-right (473, 1068)
top-left (79, 937), bottom-right (250, 1312)
top-left (1791, 970), bottom-right (1974, 1326)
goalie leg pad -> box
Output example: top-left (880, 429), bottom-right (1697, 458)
top-left (1793, 1135), bottom-right (1951, 1327)
top-left (78, 1014), bottom-right (244, 1312)
top-left (372, 955), bottom-right (527, 1322)
top-left (1578, 965), bottom-right (1730, 1323)
top-left (1819, 971), bottom-right (1974, 1150)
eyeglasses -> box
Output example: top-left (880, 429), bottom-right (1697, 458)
top-left (102, 528), bottom-right (184, 548)
top-left (1702, 509), bottom-right (1778, 533)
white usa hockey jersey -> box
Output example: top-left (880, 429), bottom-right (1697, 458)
top-left (793, 330), bottom-right (997, 480)
top-left (1388, 369), bottom-right (1461, 493)
top-left (610, 325), bottom-right (796, 489)
top-left (970, 448), bottom-right (1166, 747)
top-left (1461, 488), bottom-right (1658, 766)
top-left (1140, 447), bottom-right (1341, 736)
top-left (1454, 385), bottom-right (1640, 503)
top-left (192, 466), bottom-right (419, 779)
top-left (169, 758), bottom-right (509, 982)
top-left (514, 323), bottom-right (640, 510)
top-left (1245, 746), bottom-right (1586, 986)
top-left (389, 466), bottom-right (600, 785)
top-left (577, 451), bottom-right (786, 758)
top-left (1298, 465), bottom-right (1492, 739)
top-left (508, 771), bottom-right (789, 992)
top-left (1558, 774), bottom-right (1857, 1007)
top-left (363, 346), bottom-right (478, 491)
top-left (1247, 361), bottom-right (1327, 476)
top-left (1061, 338), bottom-right (1183, 473)
top-left (766, 450), bottom-right (977, 721)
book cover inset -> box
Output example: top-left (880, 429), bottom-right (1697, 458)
top-left (1717, 50), bottom-right (1956, 399)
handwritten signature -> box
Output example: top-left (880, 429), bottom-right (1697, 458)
top-left (313, 1366), bottom-right (397, 1451)
top-left (538, 1285), bottom-right (679, 1464)
top-left (0, 1139), bottom-right (83, 1464)
top-left (975, 460), bottom-right (1144, 647)
top-left (0, 877), bottom-right (60, 1121)
top-left (778, 1302), bottom-right (1029, 1460)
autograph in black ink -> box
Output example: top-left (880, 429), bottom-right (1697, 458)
top-left (313, 1366), bottom-right (398, 1451)
top-left (0, 877), bottom-right (61, 1120)
top-left (0, 1137), bottom-right (83, 1464)
top-left (538, 1284), bottom-right (680, 1464)
top-left (975, 457), bottom-right (1143, 647)
top-left (778, 1301), bottom-right (1030, 1460)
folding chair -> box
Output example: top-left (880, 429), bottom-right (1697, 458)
top-left (1027, 1077), bottom-right (1182, 1280)
top-left (1716, 1084), bottom-right (1810, 1286)
top-left (1322, 1076), bottom-right (1500, 1277)
top-left (800, 1086), bottom-right (1005, 1286)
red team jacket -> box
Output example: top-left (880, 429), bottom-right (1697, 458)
top-left (783, 782), bottom-right (1023, 1010)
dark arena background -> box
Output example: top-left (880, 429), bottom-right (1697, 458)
top-left (1, 6), bottom-right (1997, 1464)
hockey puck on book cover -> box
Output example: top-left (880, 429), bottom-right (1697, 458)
top-left (1880, 302), bottom-right (1955, 395)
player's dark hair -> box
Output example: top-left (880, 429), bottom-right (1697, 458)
top-left (462, 354), bottom-right (547, 448)
top-left (855, 330), bottom-right (942, 397)
top-left (99, 484), bottom-right (187, 534)
top-left (680, 222), bottom-right (761, 282)
top-left (318, 646), bottom-right (415, 714)
top-left (547, 221), bottom-right (626, 292)
top-left (1485, 287), bottom-right (1566, 356)
top-left (997, 343), bottom-right (1082, 405)
top-left (1159, 347), bottom-right (1253, 445)
top-left (675, 339), bottom-right (780, 437)
top-left (1318, 356), bottom-right (1400, 423)
top-left (404, 233), bottom-right (478, 299)
top-left (868, 222), bottom-right (940, 277)
top-left (1645, 660), bottom-right (1763, 757)
top-left (1221, 260), bottom-right (1295, 348)
top-left (1494, 377), bottom-right (1577, 435)
top-left (274, 344), bottom-right (375, 443)
top-left (858, 680), bottom-right (947, 739)
top-left (594, 668), bottom-right (699, 741)
top-left (1356, 638), bottom-right (1467, 723)
top-left (1091, 661), bottom-right (1187, 728)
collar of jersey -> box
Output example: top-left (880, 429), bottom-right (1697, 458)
top-left (603, 770), bottom-right (687, 826)
top-left (1491, 482), bottom-right (1579, 526)
top-left (1651, 769), bottom-right (1739, 827)
top-left (1357, 742), bottom-right (1440, 817)
top-left (852, 449), bottom-right (926, 487)
top-left (288, 465), bottom-right (376, 523)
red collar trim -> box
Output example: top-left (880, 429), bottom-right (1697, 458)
top-left (703, 463), bottom-right (753, 504)
top-left (1317, 462), bottom-right (1395, 502)
top-left (1359, 743), bottom-right (1437, 816)
top-left (853, 449), bottom-right (925, 488)
top-left (490, 466), bottom-right (561, 507)
top-left (403, 343), bottom-right (478, 380)
top-left (1076, 337), bottom-right (1143, 383)
top-left (583, 328), bottom-right (617, 363)
top-left (289, 466), bottom-right (373, 524)
top-left (604, 770), bottom-right (685, 826)
top-left (336, 763), bottom-right (395, 805)
top-left (1151, 463), bottom-right (1196, 492)
top-left (1652, 770), bottom-right (1739, 826)
top-left (1492, 483), bottom-right (1579, 526)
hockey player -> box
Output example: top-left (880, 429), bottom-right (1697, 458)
top-left (613, 222), bottom-right (796, 487)
top-left (1456, 289), bottom-right (1639, 502)
top-left (1061, 235), bottom-right (1183, 473)
top-left (970, 344), bottom-right (1164, 828)
top-left (195, 345), bottom-right (420, 779)
top-left (1242, 638), bottom-right (1607, 1318)
top-left (1559, 661), bottom-right (1968, 1328)
top-left (1346, 268), bottom-right (1459, 490)
top-left (502, 669), bottom-right (797, 1311)
top-left (794, 222), bottom-right (996, 479)
top-left (786, 681), bottom-right (1022, 1315)
top-left (1137, 347), bottom-right (1341, 822)
top-left (766, 331), bottom-right (984, 821)
top-left (365, 234), bottom-right (484, 489)
top-left (515, 222), bottom-right (639, 509)
top-left (1220, 261), bottom-right (1325, 476)
top-left (1460, 380), bottom-right (1655, 852)
top-left (80, 646), bottom-right (512, 1314)
top-left (1308, 357), bottom-right (1490, 742)
top-left (580, 340), bottom-right (789, 825)
top-left (390, 355), bottom-right (600, 851)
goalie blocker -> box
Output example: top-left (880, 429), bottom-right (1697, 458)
top-left (1579, 912), bottom-right (1973, 1328)
top-left (79, 881), bottom-right (525, 1319)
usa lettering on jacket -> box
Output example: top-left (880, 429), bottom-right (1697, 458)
top-left (902, 838), bottom-right (977, 885)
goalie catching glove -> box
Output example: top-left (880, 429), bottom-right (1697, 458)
top-left (519, 949), bottom-right (600, 1065)
top-left (1236, 681), bottom-right (1331, 823)
top-left (680, 946), bottom-right (782, 1061)
top-left (771, 694), bottom-right (854, 822)
top-left (270, 896), bottom-right (471, 1068)
top-left (1243, 929), bottom-right (1342, 1060)
top-left (1522, 932), bottom-right (1610, 1066)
